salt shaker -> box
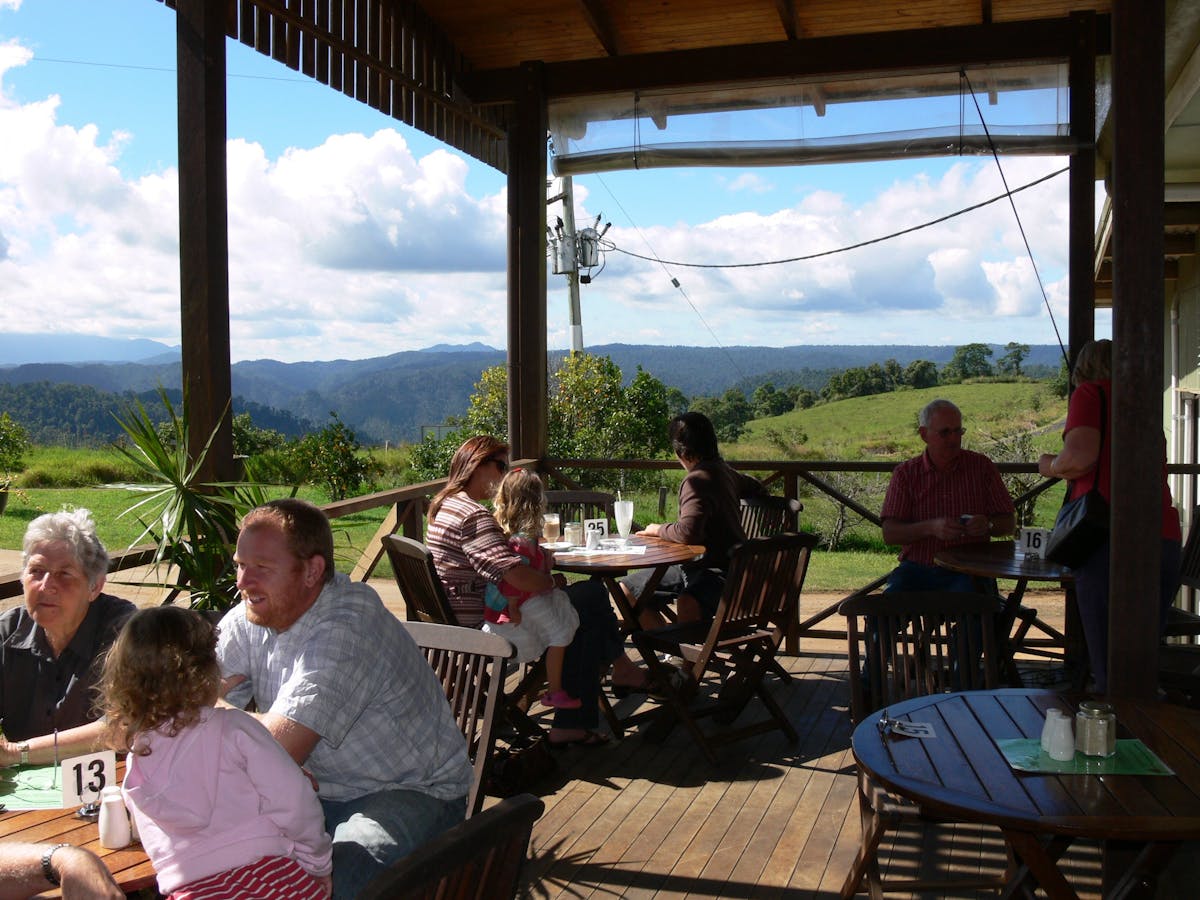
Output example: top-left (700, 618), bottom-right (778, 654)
top-left (98, 786), bottom-right (131, 849)
top-left (1047, 712), bottom-right (1076, 762)
top-left (1075, 701), bottom-right (1117, 757)
top-left (585, 530), bottom-right (600, 550)
top-left (1040, 709), bottom-right (1064, 753)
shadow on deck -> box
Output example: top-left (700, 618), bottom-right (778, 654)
top-left (507, 640), bottom-right (1109, 900)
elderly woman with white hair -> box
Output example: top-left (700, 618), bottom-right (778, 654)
top-left (0, 509), bottom-right (135, 765)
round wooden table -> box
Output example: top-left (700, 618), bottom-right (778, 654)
top-left (935, 540), bottom-right (1083, 686)
top-left (0, 759), bottom-right (156, 897)
top-left (851, 689), bottom-right (1200, 898)
top-left (551, 533), bottom-right (705, 635)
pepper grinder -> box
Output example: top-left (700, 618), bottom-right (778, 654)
top-left (98, 786), bottom-right (131, 849)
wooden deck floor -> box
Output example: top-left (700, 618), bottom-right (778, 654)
top-left (508, 636), bottom-right (1108, 900)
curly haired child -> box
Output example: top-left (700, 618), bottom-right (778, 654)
top-left (487, 468), bottom-right (581, 709)
top-left (98, 606), bottom-right (332, 899)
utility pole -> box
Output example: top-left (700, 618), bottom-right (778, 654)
top-left (558, 176), bottom-right (584, 353)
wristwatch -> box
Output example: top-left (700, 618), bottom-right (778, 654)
top-left (18, 742), bottom-right (30, 766)
top-left (41, 843), bottom-right (70, 887)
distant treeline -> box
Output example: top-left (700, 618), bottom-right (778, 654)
top-left (0, 381), bottom-right (315, 447)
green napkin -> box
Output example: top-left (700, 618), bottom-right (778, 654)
top-left (0, 764), bottom-right (71, 810)
top-left (998, 738), bottom-right (1174, 775)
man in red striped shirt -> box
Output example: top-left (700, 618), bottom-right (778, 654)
top-left (880, 399), bottom-right (1015, 593)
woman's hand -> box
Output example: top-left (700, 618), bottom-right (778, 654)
top-left (639, 523), bottom-right (662, 537)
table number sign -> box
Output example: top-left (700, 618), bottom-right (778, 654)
top-left (1018, 527), bottom-right (1050, 559)
top-left (61, 750), bottom-right (117, 808)
top-left (584, 517), bottom-right (608, 539)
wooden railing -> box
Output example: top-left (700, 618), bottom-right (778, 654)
top-left (6, 459), bottom-right (1200, 612)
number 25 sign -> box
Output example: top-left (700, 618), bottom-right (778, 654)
top-left (60, 750), bottom-right (117, 807)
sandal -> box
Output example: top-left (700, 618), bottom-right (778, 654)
top-left (610, 674), bottom-right (670, 699)
top-left (547, 729), bottom-right (610, 749)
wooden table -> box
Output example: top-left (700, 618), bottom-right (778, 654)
top-left (852, 688), bottom-right (1200, 898)
top-left (553, 535), bottom-right (704, 732)
top-left (552, 534), bottom-right (705, 635)
top-left (935, 540), bottom-right (1083, 686)
top-left (0, 759), bottom-right (155, 897)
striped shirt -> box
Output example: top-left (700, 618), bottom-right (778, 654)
top-left (426, 492), bottom-right (524, 628)
top-left (169, 856), bottom-right (325, 900)
top-left (881, 448), bottom-right (1015, 566)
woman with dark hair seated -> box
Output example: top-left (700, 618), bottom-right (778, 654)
top-left (624, 411), bottom-right (767, 625)
top-left (426, 436), bottom-right (649, 745)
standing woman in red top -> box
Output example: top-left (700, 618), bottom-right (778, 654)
top-left (1039, 339), bottom-right (1182, 692)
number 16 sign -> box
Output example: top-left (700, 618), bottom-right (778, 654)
top-left (61, 750), bottom-right (117, 808)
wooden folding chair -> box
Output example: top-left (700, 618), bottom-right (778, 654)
top-left (839, 590), bottom-right (1006, 897)
top-left (544, 489), bottom-right (616, 526)
top-left (357, 793), bottom-right (545, 900)
top-left (631, 532), bottom-right (818, 764)
top-left (382, 534), bottom-right (621, 741)
top-left (383, 534), bottom-right (546, 740)
top-left (739, 495), bottom-right (803, 538)
top-left (403, 621), bottom-right (514, 817)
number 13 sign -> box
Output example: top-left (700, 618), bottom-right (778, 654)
top-left (60, 750), bottom-right (117, 807)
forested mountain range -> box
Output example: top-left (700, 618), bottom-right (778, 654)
top-left (0, 343), bottom-right (1064, 445)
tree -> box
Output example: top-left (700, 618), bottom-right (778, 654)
top-left (232, 412), bottom-right (287, 457)
top-left (752, 383), bottom-right (793, 418)
top-left (0, 412), bottom-right (32, 486)
top-left (997, 342), bottom-right (1031, 377)
top-left (942, 343), bottom-right (994, 382)
top-left (409, 353), bottom-right (673, 487)
top-left (288, 412), bottom-right (371, 501)
top-left (786, 385), bottom-right (817, 409)
top-left (904, 359), bottom-right (939, 389)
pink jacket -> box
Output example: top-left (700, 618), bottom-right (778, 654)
top-left (122, 706), bottom-right (332, 894)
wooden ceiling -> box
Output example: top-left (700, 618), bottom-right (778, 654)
top-left (420, 1), bottom-right (1111, 71)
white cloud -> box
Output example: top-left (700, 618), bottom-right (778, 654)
top-left (0, 31), bottom-right (1080, 362)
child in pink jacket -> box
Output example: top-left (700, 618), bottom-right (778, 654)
top-left (99, 606), bottom-right (332, 899)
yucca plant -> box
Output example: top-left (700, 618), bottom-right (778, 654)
top-left (112, 388), bottom-right (284, 611)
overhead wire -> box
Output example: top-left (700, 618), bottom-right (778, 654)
top-left (594, 173), bottom-right (746, 381)
top-left (959, 69), bottom-right (1069, 367)
top-left (607, 166), bottom-right (1067, 269)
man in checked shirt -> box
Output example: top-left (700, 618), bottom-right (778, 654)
top-left (880, 399), bottom-right (1016, 593)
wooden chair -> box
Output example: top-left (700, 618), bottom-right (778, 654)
top-left (1166, 505), bottom-right (1200, 639)
top-left (357, 793), bottom-right (545, 900)
top-left (382, 534), bottom-right (545, 741)
top-left (544, 489), bottom-right (616, 526)
top-left (739, 495), bottom-right (803, 539)
top-left (403, 621), bottom-right (514, 817)
top-left (631, 532), bottom-right (818, 764)
top-left (381, 533), bottom-right (620, 741)
top-left (839, 590), bottom-right (1004, 897)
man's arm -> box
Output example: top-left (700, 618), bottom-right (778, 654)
top-left (0, 843), bottom-right (123, 900)
top-left (259, 712), bottom-right (323, 767)
top-left (881, 516), bottom-right (965, 547)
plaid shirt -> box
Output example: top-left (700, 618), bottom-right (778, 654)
top-left (217, 574), bottom-right (472, 803)
top-left (881, 448), bottom-right (1014, 566)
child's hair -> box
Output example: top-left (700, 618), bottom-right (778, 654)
top-left (98, 606), bottom-right (222, 755)
top-left (492, 468), bottom-right (546, 539)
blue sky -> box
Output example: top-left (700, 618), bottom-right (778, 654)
top-left (0, 0), bottom-right (1109, 363)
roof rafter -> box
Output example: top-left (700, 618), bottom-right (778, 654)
top-left (577, 0), bottom-right (621, 57)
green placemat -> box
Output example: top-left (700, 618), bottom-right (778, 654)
top-left (0, 764), bottom-right (71, 810)
top-left (998, 738), bottom-right (1175, 775)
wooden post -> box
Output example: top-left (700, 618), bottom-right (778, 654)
top-left (506, 62), bottom-right (549, 461)
top-left (176, 0), bottom-right (235, 483)
top-left (1108, 0), bottom-right (1165, 701)
top-left (1068, 11), bottom-right (1096, 371)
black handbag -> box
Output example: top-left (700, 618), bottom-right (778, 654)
top-left (1045, 387), bottom-right (1109, 568)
